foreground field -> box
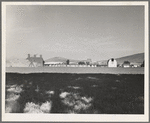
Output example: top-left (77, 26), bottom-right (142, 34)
top-left (6, 73), bottom-right (144, 114)
top-left (6, 67), bottom-right (144, 74)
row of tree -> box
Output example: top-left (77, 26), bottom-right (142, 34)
top-left (66, 60), bottom-right (90, 65)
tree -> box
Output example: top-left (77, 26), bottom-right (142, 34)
top-left (141, 61), bottom-right (144, 67)
top-left (86, 62), bottom-right (90, 65)
top-left (78, 61), bottom-right (85, 65)
top-left (123, 61), bottom-right (130, 64)
top-left (66, 60), bottom-right (70, 65)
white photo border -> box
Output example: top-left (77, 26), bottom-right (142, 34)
top-left (2, 1), bottom-right (149, 122)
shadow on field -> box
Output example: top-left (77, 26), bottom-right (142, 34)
top-left (5, 73), bottom-right (144, 114)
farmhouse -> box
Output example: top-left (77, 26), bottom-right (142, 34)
top-left (107, 58), bottom-right (117, 67)
top-left (26, 54), bottom-right (44, 67)
top-left (122, 61), bottom-right (130, 68)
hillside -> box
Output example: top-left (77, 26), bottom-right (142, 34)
top-left (6, 58), bottom-right (30, 67)
top-left (44, 53), bottom-right (144, 64)
top-left (97, 53), bottom-right (144, 65)
top-left (45, 57), bottom-right (81, 63)
top-left (45, 57), bottom-right (68, 62)
top-left (116, 53), bottom-right (144, 64)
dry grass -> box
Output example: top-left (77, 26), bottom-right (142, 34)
top-left (5, 85), bottom-right (23, 113)
top-left (24, 101), bottom-right (52, 113)
top-left (60, 92), bottom-right (93, 113)
top-left (6, 73), bottom-right (144, 114)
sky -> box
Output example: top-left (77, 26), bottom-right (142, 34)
top-left (6, 5), bottom-right (144, 61)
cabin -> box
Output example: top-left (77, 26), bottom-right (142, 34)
top-left (26, 54), bottom-right (44, 67)
top-left (107, 58), bottom-right (117, 67)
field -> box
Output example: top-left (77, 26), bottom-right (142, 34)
top-left (5, 73), bottom-right (144, 114)
top-left (6, 67), bottom-right (144, 74)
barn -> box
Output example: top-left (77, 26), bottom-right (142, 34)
top-left (26, 54), bottom-right (44, 67)
top-left (107, 58), bottom-right (117, 67)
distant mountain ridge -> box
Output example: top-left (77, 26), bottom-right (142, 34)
top-left (45, 53), bottom-right (144, 64)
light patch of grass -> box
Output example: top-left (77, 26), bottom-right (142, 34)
top-left (5, 93), bottom-right (20, 113)
top-left (60, 92), bottom-right (70, 99)
top-left (61, 92), bottom-right (93, 113)
top-left (24, 101), bottom-right (52, 113)
top-left (24, 102), bottom-right (43, 113)
top-left (74, 100), bottom-right (92, 111)
top-left (40, 101), bottom-right (52, 113)
top-left (81, 97), bottom-right (93, 103)
top-left (6, 93), bottom-right (20, 101)
top-left (87, 77), bottom-right (98, 80)
top-left (5, 85), bottom-right (23, 113)
top-left (45, 90), bottom-right (55, 95)
top-left (7, 85), bottom-right (23, 93)
top-left (67, 86), bottom-right (81, 89)
top-left (5, 100), bottom-right (20, 113)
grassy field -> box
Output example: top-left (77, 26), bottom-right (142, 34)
top-left (5, 73), bottom-right (144, 114)
top-left (6, 67), bottom-right (144, 74)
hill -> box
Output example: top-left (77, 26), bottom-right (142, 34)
top-left (97, 53), bottom-right (144, 65)
top-left (45, 53), bottom-right (144, 64)
top-left (45, 57), bottom-right (81, 63)
top-left (6, 58), bottom-right (30, 67)
top-left (45, 57), bottom-right (68, 62)
top-left (116, 53), bottom-right (144, 64)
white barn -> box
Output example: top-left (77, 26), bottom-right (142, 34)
top-left (107, 58), bottom-right (117, 67)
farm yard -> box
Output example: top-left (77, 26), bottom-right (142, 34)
top-left (5, 73), bottom-right (144, 114)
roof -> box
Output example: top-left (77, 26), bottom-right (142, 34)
top-left (123, 62), bottom-right (130, 65)
top-left (107, 58), bottom-right (117, 64)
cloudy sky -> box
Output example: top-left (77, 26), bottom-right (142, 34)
top-left (6, 5), bottom-right (144, 61)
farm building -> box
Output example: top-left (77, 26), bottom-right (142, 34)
top-left (122, 61), bottom-right (130, 68)
top-left (78, 59), bottom-right (92, 65)
top-left (44, 57), bottom-right (66, 66)
top-left (44, 61), bottom-right (64, 66)
top-left (97, 61), bottom-right (107, 67)
top-left (130, 62), bottom-right (142, 67)
top-left (44, 57), bottom-right (93, 67)
top-left (107, 58), bottom-right (117, 67)
top-left (26, 54), bottom-right (44, 67)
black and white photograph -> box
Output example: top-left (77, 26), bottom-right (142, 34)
top-left (2, 1), bottom-right (149, 122)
